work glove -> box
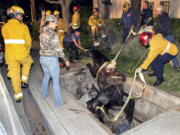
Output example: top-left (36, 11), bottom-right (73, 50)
top-left (65, 60), bottom-right (70, 71)
top-left (135, 67), bottom-right (142, 74)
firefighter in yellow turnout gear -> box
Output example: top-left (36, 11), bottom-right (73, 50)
top-left (54, 10), bottom-right (67, 48)
top-left (88, 8), bottom-right (107, 46)
top-left (71, 5), bottom-right (80, 30)
top-left (1, 6), bottom-right (33, 102)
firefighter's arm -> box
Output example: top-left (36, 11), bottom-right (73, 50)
top-left (140, 47), bottom-right (160, 70)
top-left (24, 25), bottom-right (32, 49)
top-left (88, 16), bottom-right (95, 27)
top-left (72, 39), bottom-right (84, 50)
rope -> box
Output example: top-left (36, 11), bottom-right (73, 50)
top-left (113, 26), bottom-right (134, 62)
top-left (128, 49), bottom-right (149, 74)
top-left (95, 26), bottom-right (134, 79)
top-left (111, 70), bottom-right (146, 122)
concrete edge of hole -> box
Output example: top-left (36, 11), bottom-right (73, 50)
top-left (124, 77), bottom-right (180, 120)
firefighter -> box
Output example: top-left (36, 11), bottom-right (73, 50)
top-left (1, 6), bottom-right (33, 102)
top-left (120, 2), bottom-right (137, 43)
top-left (71, 5), bottom-right (80, 30)
top-left (136, 32), bottom-right (178, 86)
top-left (88, 8), bottom-right (107, 46)
top-left (53, 10), bottom-right (67, 49)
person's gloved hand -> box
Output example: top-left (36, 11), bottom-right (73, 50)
top-left (135, 67), bottom-right (142, 73)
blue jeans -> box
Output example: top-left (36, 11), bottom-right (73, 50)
top-left (151, 53), bottom-right (175, 80)
top-left (164, 35), bottom-right (180, 68)
top-left (40, 56), bottom-right (63, 107)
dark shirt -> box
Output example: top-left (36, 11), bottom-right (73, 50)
top-left (120, 9), bottom-right (137, 29)
top-left (140, 7), bottom-right (154, 26)
top-left (156, 12), bottom-right (173, 36)
top-left (63, 34), bottom-right (80, 43)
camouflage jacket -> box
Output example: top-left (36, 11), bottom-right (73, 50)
top-left (39, 27), bottom-right (68, 61)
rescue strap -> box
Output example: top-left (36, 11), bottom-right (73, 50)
top-left (58, 30), bottom-right (65, 32)
top-left (111, 70), bottom-right (146, 122)
top-left (128, 49), bottom-right (149, 74)
top-left (95, 26), bottom-right (134, 79)
top-left (4, 39), bottom-right (25, 44)
top-left (113, 26), bottom-right (134, 62)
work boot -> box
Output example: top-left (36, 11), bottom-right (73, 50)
top-left (21, 82), bottom-right (29, 88)
top-left (16, 99), bottom-right (22, 103)
top-left (153, 79), bottom-right (164, 87)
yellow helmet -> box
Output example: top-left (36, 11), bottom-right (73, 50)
top-left (7, 6), bottom-right (25, 15)
top-left (53, 10), bottom-right (60, 15)
top-left (123, 2), bottom-right (130, 10)
top-left (46, 10), bottom-right (51, 16)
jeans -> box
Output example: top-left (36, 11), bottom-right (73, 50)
top-left (164, 35), bottom-right (180, 68)
top-left (40, 56), bottom-right (63, 107)
top-left (151, 53), bottom-right (175, 80)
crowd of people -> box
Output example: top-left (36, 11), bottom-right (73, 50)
top-left (1, 0), bottom-right (179, 107)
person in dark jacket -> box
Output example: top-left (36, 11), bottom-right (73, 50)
top-left (63, 29), bottom-right (85, 62)
top-left (120, 2), bottom-right (137, 43)
top-left (140, 1), bottom-right (153, 27)
top-left (156, 5), bottom-right (180, 70)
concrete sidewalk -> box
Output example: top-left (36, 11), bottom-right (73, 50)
top-left (29, 54), bottom-right (113, 135)
top-left (122, 106), bottom-right (180, 135)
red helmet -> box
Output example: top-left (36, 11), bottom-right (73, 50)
top-left (73, 5), bottom-right (79, 11)
top-left (139, 32), bottom-right (153, 46)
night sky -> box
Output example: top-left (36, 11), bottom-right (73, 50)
top-left (0, 0), bottom-right (92, 20)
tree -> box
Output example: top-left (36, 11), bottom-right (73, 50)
top-left (131, 0), bottom-right (142, 25)
top-left (44, 0), bottom-right (72, 29)
top-left (30, 0), bottom-right (36, 21)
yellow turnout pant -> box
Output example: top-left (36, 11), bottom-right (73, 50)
top-left (7, 55), bottom-right (33, 100)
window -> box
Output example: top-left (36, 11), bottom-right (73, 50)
top-left (149, 2), bottom-right (154, 11)
top-left (160, 1), bottom-right (170, 13)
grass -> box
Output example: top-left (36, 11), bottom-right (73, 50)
top-left (80, 19), bottom-right (180, 92)
top-left (31, 18), bottom-right (180, 92)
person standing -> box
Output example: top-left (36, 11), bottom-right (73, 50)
top-left (71, 5), bottom-right (80, 30)
top-left (88, 8), bottom-right (107, 46)
top-left (120, 2), bottom-right (137, 43)
top-left (137, 32), bottom-right (178, 86)
top-left (140, 1), bottom-right (154, 27)
top-left (40, 15), bottom-right (70, 107)
top-left (63, 29), bottom-right (85, 62)
top-left (155, 5), bottom-right (180, 70)
top-left (1, 6), bottom-right (33, 102)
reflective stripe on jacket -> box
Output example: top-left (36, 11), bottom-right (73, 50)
top-left (72, 11), bottom-right (80, 28)
top-left (1, 19), bottom-right (32, 62)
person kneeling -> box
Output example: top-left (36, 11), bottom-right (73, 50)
top-left (63, 29), bottom-right (84, 62)
top-left (136, 32), bottom-right (178, 86)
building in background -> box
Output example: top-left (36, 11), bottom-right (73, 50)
top-left (93, 0), bottom-right (180, 19)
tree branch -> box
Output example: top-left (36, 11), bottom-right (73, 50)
top-left (44, 0), bottom-right (61, 4)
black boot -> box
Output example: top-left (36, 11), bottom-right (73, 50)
top-left (153, 79), bottom-right (164, 87)
top-left (16, 99), bottom-right (22, 103)
top-left (21, 82), bottom-right (29, 88)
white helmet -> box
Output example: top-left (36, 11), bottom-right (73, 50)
top-left (45, 15), bottom-right (57, 23)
